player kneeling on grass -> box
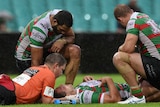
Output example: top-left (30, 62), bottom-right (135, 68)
top-left (54, 76), bottom-right (131, 104)
top-left (113, 4), bottom-right (160, 104)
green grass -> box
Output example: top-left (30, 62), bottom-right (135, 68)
top-left (7, 73), bottom-right (160, 107)
top-left (4, 103), bottom-right (160, 107)
top-left (55, 73), bottom-right (126, 87)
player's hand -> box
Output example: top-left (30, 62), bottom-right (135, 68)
top-left (98, 77), bottom-right (112, 87)
top-left (83, 76), bottom-right (94, 82)
top-left (50, 39), bottom-right (66, 53)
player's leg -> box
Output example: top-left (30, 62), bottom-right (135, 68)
top-left (113, 52), bottom-right (146, 87)
top-left (15, 59), bottom-right (31, 73)
top-left (113, 52), bottom-right (146, 104)
top-left (140, 79), bottom-right (160, 102)
top-left (61, 44), bottom-right (81, 84)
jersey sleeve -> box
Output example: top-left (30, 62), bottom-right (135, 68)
top-left (30, 26), bottom-right (47, 48)
top-left (126, 19), bottom-right (139, 36)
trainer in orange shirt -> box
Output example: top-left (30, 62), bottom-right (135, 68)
top-left (12, 53), bottom-right (66, 104)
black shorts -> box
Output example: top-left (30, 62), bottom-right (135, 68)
top-left (141, 55), bottom-right (160, 90)
top-left (15, 59), bottom-right (31, 73)
top-left (0, 85), bottom-right (16, 105)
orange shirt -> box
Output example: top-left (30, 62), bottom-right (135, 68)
top-left (13, 65), bottom-right (55, 104)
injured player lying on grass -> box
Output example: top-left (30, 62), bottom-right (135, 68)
top-left (53, 75), bottom-right (160, 104)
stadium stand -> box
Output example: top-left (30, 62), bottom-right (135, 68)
top-left (90, 18), bottom-right (108, 32)
top-left (46, 0), bottom-right (66, 10)
top-left (117, 0), bottom-right (129, 4)
top-left (0, 0), bottom-right (13, 14)
top-left (0, 0), bottom-right (159, 33)
top-left (30, 0), bottom-right (48, 18)
top-left (0, 0), bottom-right (16, 31)
top-left (99, 0), bottom-right (117, 32)
top-left (82, 0), bottom-right (100, 32)
top-left (11, 0), bottom-right (32, 32)
top-left (137, 0), bottom-right (153, 17)
top-left (65, 0), bottom-right (90, 32)
top-left (65, 0), bottom-right (83, 17)
top-left (152, 0), bottom-right (160, 24)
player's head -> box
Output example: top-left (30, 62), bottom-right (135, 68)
top-left (54, 84), bottom-right (74, 98)
top-left (52, 10), bottom-right (73, 35)
top-left (45, 53), bottom-right (66, 66)
top-left (114, 4), bottom-right (133, 27)
top-left (45, 53), bottom-right (66, 78)
top-left (54, 10), bottom-right (73, 27)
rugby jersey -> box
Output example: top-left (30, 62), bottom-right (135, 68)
top-left (15, 9), bottom-right (61, 60)
top-left (126, 12), bottom-right (160, 59)
top-left (75, 80), bottom-right (131, 104)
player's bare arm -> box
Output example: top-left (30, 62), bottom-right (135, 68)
top-left (51, 28), bottom-right (75, 53)
top-left (118, 33), bottom-right (138, 53)
top-left (62, 27), bottom-right (75, 44)
top-left (31, 47), bottom-right (43, 66)
top-left (100, 77), bottom-right (121, 103)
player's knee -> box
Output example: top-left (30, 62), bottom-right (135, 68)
top-left (113, 52), bottom-right (122, 64)
top-left (69, 45), bottom-right (81, 58)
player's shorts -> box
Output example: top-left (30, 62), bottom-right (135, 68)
top-left (15, 59), bottom-right (31, 73)
top-left (0, 85), bottom-right (16, 105)
top-left (141, 55), bottom-right (160, 90)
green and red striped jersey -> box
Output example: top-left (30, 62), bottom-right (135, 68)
top-left (126, 12), bottom-right (160, 59)
top-left (15, 9), bottom-right (61, 60)
top-left (75, 80), bottom-right (130, 104)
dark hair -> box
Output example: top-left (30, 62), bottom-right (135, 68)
top-left (44, 53), bottom-right (66, 66)
top-left (114, 4), bottom-right (132, 20)
top-left (54, 85), bottom-right (66, 98)
top-left (54, 10), bottom-right (73, 27)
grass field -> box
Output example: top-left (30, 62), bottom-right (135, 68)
top-left (6, 73), bottom-right (160, 107)
top-left (55, 73), bottom-right (126, 87)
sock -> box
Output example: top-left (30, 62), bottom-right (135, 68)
top-left (131, 86), bottom-right (143, 98)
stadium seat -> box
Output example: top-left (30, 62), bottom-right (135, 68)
top-left (108, 18), bottom-right (117, 32)
top-left (82, 0), bottom-right (103, 32)
top-left (100, 0), bottom-right (117, 32)
top-left (46, 0), bottom-right (66, 10)
top-left (0, 0), bottom-right (157, 33)
top-left (152, 0), bottom-right (160, 25)
top-left (12, 0), bottom-right (32, 31)
top-left (0, 0), bottom-right (13, 12)
top-left (0, 0), bottom-right (17, 31)
top-left (65, 0), bottom-right (83, 17)
top-left (73, 17), bottom-right (90, 33)
top-left (117, 0), bottom-right (129, 4)
top-left (90, 17), bottom-right (108, 32)
top-left (100, 0), bottom-right (116, 16)
top-left (137, 0), bottom-right (152, 16)
top-left (30, 0), bottom-right (48, 18)
top-left (65, 0), bottom-right (88, 32)
top-left (82, 0), bottom-right (100, 17)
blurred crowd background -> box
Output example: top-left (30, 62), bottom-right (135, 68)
top-left (0, 0), bottom-right (159, 33)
